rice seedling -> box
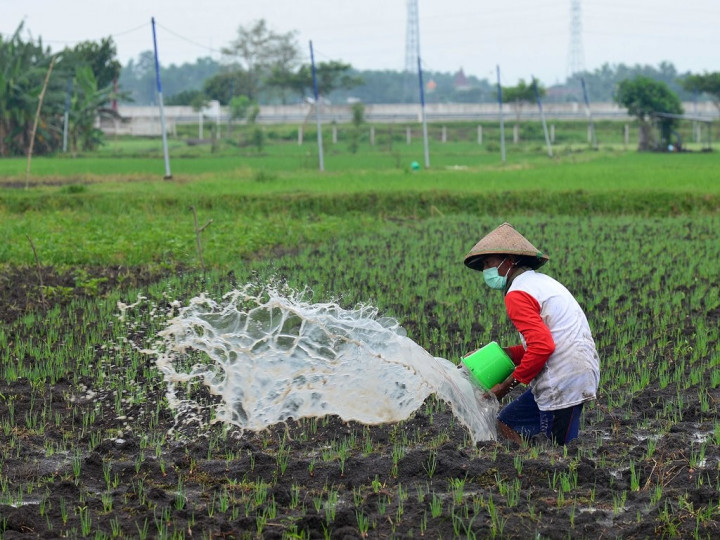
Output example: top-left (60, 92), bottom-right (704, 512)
top-left (255, 508), bottom-right (268, 536)
top-left (2, 145), bottom-right (720, 538)
top-left (513, 454), bottom-right (524, 476)
top-left (423, 450), bottom-right (438, 479)
top-left (355, 509), bottom-right (370, 537)
top-left (290, 484), bottom-right (301, 510)
top-left (324, 488), bottom-right (339, 524)
top-left (629, 462), bottom-right (640, 491)
top-left (375, 494), bottom-right (388, 516)
top-left (174, 478), bottom-right (186, 511)
top-left (613, 491), bottom-right (628, 516)
top-left (449, 477), bottom-right (466, 505)
top-left (429, 491), bottom-right (443, 518)
top-left (101, 492), bottom-right (114, 513)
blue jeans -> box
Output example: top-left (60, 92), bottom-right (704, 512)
top-left (497, 388), bottom-right (584, 445)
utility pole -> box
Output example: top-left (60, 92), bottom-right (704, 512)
top-left (497, 65), bottom-right (506, 164)
top-left (310, 40), bottom-right (324, 172)
top-left (151, 17), bottom-right (172, 180)
top-left (62, 78), bottom-right (72, 153)
top-left (581, 77), bottom-right (597, 149)
top-left (533, 77), bottom-right (553, 157)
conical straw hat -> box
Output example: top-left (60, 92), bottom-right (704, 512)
top-left (464, 222), bottom-right (549, 270)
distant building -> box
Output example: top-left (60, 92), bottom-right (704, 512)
top-left (546, 85), bottom-right (580, 102)
top-left (453, 69), bottom-right (471, 92)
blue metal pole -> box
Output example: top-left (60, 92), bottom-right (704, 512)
top-left (533, 77), bottom-right (553, 157)
top-left (309, 40), bottom-right (324, 172)
top-left (581, 77), bottom-right (597, 149)
top-left (417, 56), bottom-right (430, 168)
top-left (151, 17), bottom-right (172, 179)
top-left (496, 65), bottom-right (506, 163)
top-left (62, 78), bottom-right (73, 153)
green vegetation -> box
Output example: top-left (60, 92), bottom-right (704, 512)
top-left (682, 72), bottom-right (720, 111)
top-left (124, 55), bottom-right (707, 106)
top-left (2, 143), bottom-right (719, 269)
top-left (615, 76), bottom-right (684, 150)
top-left (1, 137), bottom-right (719, 537)
top-left (0, 23), bottom-right (121, 157)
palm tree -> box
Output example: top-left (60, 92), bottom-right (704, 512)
top-left (67, 65), bottom-right (118, 155)
top-left (0, 23), bottom-right (57, 156)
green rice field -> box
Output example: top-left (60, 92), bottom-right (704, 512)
top-left (0, 130), bottom-right (719, 538)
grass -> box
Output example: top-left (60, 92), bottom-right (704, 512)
top-left (3, 144), bottom-right (720, 192)
top-left (1, 130), bottom-right (720, 538)
top-left (2, 137), bottom-right (719, 269)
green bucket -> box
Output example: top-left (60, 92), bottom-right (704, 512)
top-left (462, 341), bottom-right (515, 389)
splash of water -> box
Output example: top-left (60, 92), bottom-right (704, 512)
top-left (149, 284), bottom-right (498, 442)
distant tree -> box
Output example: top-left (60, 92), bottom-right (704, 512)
top-left (118, 51), bottom-right (157, 105)
top-left (615, 76), bottom-right (683, 150)
top-left (221, 19), bottom-right (300, 101)
top-left (190, 93), bottom-right (209, 112)
top-left (561, 61), bottom-right (696, 103)
top-left (502, 79), bottom-right (545, 139)
top-left (351, 102), bottom-right (365, 126)
top-left (268, 60), bottom-right (362, 102)
top-left (348, 102), bottom-right (364, 153)
top-left (165, 89), bottom-right (205, 106)
top-left (0, 23), bottom-right (62, 156)
top-left (119, 54), bottom-right (219, 105)
top-left (0, 24), bottom-right (124, 156)
top-left (203, 71), bottom-right (254, 105)
top-left (681, 72), bottom-right (720, 112)
top-left (64, 37), bottom-right (121, 89)
top-left (161, 57), bottom-right (219, 98)
top-left (229, 95), bottom-right (254, 121)
top-left (331, 70), bottom-right (406, 104)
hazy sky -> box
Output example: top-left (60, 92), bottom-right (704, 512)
top-left (3, 0), bottom-right (718, 85)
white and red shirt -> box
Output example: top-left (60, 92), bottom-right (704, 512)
top-left (504, 270), bottom-right (600, 411)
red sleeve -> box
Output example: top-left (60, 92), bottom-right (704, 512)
top-left (506, 345), bottom-right (526, 365)
top-left (504, 290), bottom-right (555, 384)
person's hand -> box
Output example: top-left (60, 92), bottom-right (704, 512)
top-left (490, 375), bottom-right (519, 400)
top-left (490, 382), bottom-right (510, 400)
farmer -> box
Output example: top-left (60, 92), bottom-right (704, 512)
top-left (463, 222), bottom-right (600, 445)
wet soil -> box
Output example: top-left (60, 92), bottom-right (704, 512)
top-left (0, 264), bottom-right (184, 326)
top-left (1, 267), bottom-right (719, 539)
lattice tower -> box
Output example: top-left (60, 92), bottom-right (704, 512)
top-left (404, 0), bottom-right (420, 73)
top-left (567, 0), bottom-right (585, 77)
top-left (403, 0), bottom-right (420, 102)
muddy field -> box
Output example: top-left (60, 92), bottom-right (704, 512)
top-left (1, 266), bottom-right (719, 539)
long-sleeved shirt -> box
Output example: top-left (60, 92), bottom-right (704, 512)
top-left (504, 270), bottom-right (600, 411)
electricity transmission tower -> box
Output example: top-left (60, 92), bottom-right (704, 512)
top-left (403, 0), bottom-right (420, 103)
top-left (567, 0), bottom-right (585, 79)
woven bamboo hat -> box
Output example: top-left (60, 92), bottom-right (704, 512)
top-left (464, 222), bottom-right (549, 271)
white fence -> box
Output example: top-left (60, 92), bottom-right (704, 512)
top-left (101, 102), bottom-right (719, 136)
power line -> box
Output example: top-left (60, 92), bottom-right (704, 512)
top-left (155, 22), bottom-right (223, 56)
top-left (32, 22), bottom-right (149, 47)
top-left (112, 22), bottom-right (151, 38)
top-left (584, 0), bottom-right (720, 16)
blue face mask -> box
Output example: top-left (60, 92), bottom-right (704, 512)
top-left (482, 258), bottom-right (509, 290)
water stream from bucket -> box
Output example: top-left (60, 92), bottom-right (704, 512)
top-left (145, 284), bottom-right (498, 443)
